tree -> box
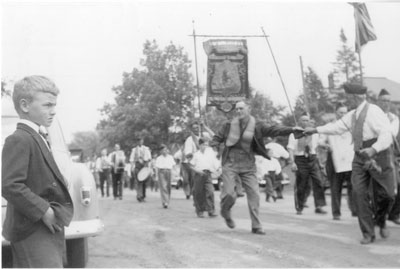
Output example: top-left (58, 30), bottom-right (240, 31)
top-left (97, 40), bottom-right (197, 152)
top-left (68, 131), bottom-right (103, 160)
top-left (332, 28), bottom-right (360, 86)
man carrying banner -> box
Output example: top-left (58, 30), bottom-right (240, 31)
top-left (304, 83), bottom-right (396, 244)
top-left (210, 100), bottom-right (304, 235)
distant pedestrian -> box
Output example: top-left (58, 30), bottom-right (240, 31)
top-left (130, 138), bottom-right (152, 202)
top-left (287, 113), bottom-right (327, 216)
top-left (109, 144), bottom-right (126, 200)
top-left (191, 139), bottom-right (219, 218)
top-left (96, 148), bottom-right (112, 197)
top-left (155, 145), bottom-right (175, 208)
top-left (319, 103), bottom-right (357, 220)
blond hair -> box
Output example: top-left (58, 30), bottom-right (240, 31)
top-left (12, 75), bottom-right (59, 113)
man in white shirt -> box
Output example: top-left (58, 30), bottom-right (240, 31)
top-left (191, 139), bottom-right (219, 218)
top-left (319, 103), bottom-right (356, 220)
top-left (377, 89), bottom-right (400, 225)
top-left (265, 137), bottom-right (289, 199)
top-left (287, 113), bottom-right (327, 215)
top-left (155, 145), bottom-right (176, 209)
top-left (255, 149), bottom-right (281, 202)
top-left (181, 121), bottom-right (201, 199)
top-left (129, 138), bottom-right (152, 202)
top-left (305, 83), bottom-right (396, 244)
top-left (96, 148), bottom-right (112, 197)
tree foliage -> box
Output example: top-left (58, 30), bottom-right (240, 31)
top-left (97, 40), bottom-right (197, 152)
top-left (332, 28), bottom-right (360, 85)
top-left (68, 131), bottom-right (103, 160)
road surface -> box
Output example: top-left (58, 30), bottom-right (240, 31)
top-left (87, 185), bottom-right (400, 268)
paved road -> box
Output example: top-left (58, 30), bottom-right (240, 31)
top-left (87, 186), bottom-right (400, 268)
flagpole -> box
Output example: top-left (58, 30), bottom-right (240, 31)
top-left (192, 20), bottom-right (203, 135)
top-left (261, 27), bottom-right (297, 125)
top-left (299, 56), bottom-right (310, 115)
top-left (357, 51), bottom-right (363, 85)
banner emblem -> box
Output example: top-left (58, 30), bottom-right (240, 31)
top-left (203, 39), bottom-right (249, 112)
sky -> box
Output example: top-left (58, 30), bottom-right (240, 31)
top-left (2, 0), bottom-right (400, 142)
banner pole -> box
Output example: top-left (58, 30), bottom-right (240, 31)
top-left (192, 21), bottom-right (203, 129)
top-left (261, 27), bottom-right (297, 125)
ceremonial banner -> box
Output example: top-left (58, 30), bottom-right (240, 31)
top-left (350, 3), bottom-right (377, 53)
top-left (203, 39), bottom-right (249, 112)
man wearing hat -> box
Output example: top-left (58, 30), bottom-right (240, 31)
top-left (304, 83), bottom-right (396, 244)
top-left (377, 88), bottom-right (400, 225)
top-left (210, 100), bottom-right (304, 235)
top-left (129, 138), bottom-right (152, 202)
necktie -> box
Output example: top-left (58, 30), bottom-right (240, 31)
top-left (39, 129), bottom-right (51, 149)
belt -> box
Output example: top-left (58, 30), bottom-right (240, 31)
top-left (158, 168), bottom-right (171, 171)
top-left (295, 154), bottom-right (316, 158)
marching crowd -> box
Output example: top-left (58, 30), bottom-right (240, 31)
top-left (87, 83), bottom-right (400, 245)
top-left (3, 75), bottom-right (400, 268)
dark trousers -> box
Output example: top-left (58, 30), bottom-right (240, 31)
top-left (112, 171), bottom-right (123, 198)
top-left (325, 153), bottom-right (356, 217)
top-left (99, 169), bottom-right (111, 197)
top-left (294, 155), bottom-right (326, 212)
top-left (158, 169), bottom-right (171, 205)
top-left (11, 224), bottom-right (65, 268)
top-left (352, 147), bottom-right (395, 239)
top-left (193, 171), bottom-right (215, 214)
top-left (389, 160), bottom-right (400, 220)
top-left (181, 162), bottom-right (195, 198)
top-left (389, 184), bottom-right (400, 220)
top-left (264, 172), bottom-right (277, 200)
top-left (221, 149), bottom-right (262, 229)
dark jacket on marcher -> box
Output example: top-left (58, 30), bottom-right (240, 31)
top-left (210, 120), bottom-right (294, 165)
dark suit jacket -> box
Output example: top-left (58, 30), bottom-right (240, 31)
top-left (2, 123), bottom-right (74, 242)
top-left (211, 120), bottom-right (294, 166)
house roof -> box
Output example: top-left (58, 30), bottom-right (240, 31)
top-left (364, 77), bottom-right (400, 103)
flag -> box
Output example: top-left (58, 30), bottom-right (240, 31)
top-left (350, 3), bottom-right (377, 53)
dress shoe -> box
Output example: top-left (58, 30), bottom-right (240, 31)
top-left (251, 228), bottom-right (266, 235)
top-left (333, 215), bottom-right (341, 221)
top-left (224, 218), bottom-right (235, 229)
top-left (186, 195), bottom-right (190, 200)
top-left (237, 192), bottom-right (245, 198)
top-left (197, 212), bottom-right (204, 218)
top-left (163, 203), bottom-right (168, 209)
top-left (360, 236), bottom-right (375, 245)
top-left (380, 226), bottom-right (389, 239)
top-left (296, 210), bottom-right (302, 215)
top-left (208, 212), bottom-right (218, 218)
top-left (389, 218), bottom-right (400, 225)
top-left (315, 207), bottom-right (327, 214)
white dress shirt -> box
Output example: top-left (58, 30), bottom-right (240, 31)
top-left (182, 135), bottom-right (199, 163)
top-left (155, 154), bottom-right (175, 170)
top-left (191, 147), bottom-right (219, 172)
top-left (317, 101), bottom-right (392, 153)
top-left (386, 112), bottom-right (399, 137)
top-left (265, 142), bottom-right (289, 159)
top-left (319, 131), bottom-right (354, 173)
top-left (287, 133), bottom-right (320, 156)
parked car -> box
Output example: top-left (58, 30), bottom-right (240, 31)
top-left (1, 96), bottom-right (104, 268)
